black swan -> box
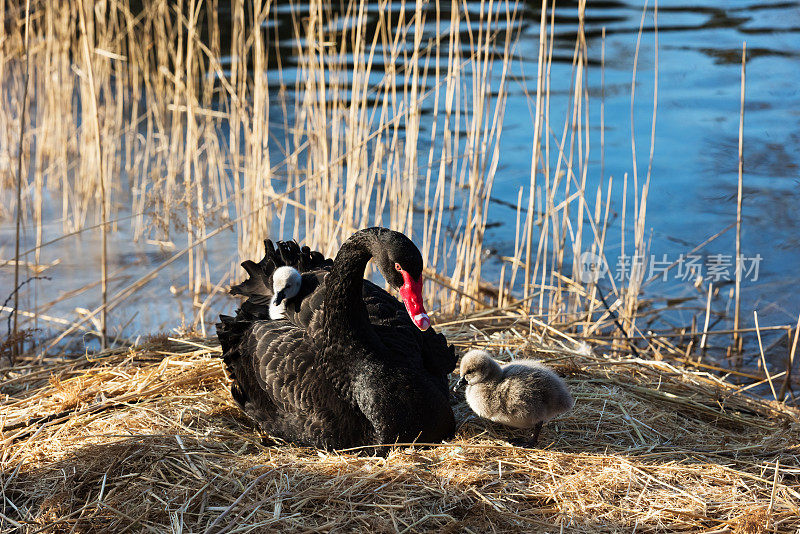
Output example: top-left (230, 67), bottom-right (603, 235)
top-left (453, 349), bottom-right (574, 446)
top-left (217, 227), bottom-right (457, 449)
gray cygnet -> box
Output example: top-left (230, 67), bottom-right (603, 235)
top-left (454, 349), bottom-right (574, 446)
top-left (269, 266), bottom-right (303, 320)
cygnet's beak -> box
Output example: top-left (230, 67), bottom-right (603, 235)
top-left (398, 270), bottom-right (430, 331)
top-left (452, 377), bottom-right (467, 392)
top-left (274, 290), bottom-right (286, 305)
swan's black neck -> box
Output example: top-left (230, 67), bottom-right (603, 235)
top-left (322, 230), bottom-right (381, 343)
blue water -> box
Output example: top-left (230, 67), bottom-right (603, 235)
top-left (482, 0), bottom-right (800, 335)
top-left (1, 0), bottom-right (798, 361)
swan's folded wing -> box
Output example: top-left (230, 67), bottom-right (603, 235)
top-left (361, 280), bottom-right (457, 394)
top-left (229, 320), bottom-right (370, 448)
top-left (350, 358), bottom-right (456, 445)
top-left (282, 271), bottom-right (327, 328)
top-left (283, 275), bottom-right (456, 395)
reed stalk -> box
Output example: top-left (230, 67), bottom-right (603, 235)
top-left (76, 0), bottom-right (109, 348)
top-left (733, 42), bottom-right (746, 358)
top-left (11, 0), bottom-right (32, 359)
top-left (754, 310), bottom-right (778, 401)
top-left (778, 314), bottom-right (800, 401)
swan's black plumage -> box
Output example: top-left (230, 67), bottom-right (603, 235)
top-left (217, 228), bottom-right (457, 449)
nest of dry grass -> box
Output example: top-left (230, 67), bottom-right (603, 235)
top-left (2, 317), bottom-right (799, 533)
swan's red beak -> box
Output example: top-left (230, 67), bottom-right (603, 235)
top-left (398, 270), bottom-right (430, 331)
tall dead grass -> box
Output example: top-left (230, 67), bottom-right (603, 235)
top-left (3, 0), bottom-right (538, 335)
top-left (0, 0), bottom-right (776, 373)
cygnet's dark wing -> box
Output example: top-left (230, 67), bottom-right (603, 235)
top-left (217, 313), bottom-right (372, 449)
top-left (281, 271), bottom-right (327, 328)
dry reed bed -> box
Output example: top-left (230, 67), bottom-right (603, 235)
top-left (2, 317), bottom-right (799, 533)
top-left (2, 0), bottom-right (663, 349)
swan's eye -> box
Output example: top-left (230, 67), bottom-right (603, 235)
top-left (394, 262), bottom-right (402, 272)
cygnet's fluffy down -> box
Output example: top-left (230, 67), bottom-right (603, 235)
top-left (454, 349), bottom-right (574, 446)
top-left (269, 266), bottom-right (302, 319)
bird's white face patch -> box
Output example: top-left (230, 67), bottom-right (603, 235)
top-left (270, 266), bottom-right (302, 320)
top-left (273, 266), bottom-right (302, 299)
top-left (269, 301), bottom-right (287, 319)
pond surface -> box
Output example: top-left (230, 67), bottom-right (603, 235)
top-left (0, 0), bottom-right (798, 361)
top-left (484, 0), bottom-right (800, 355)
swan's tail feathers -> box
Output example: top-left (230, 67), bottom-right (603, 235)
top-left (217, 314), bottom-right (245, 358)
top-left (278, 240), bottom-right (333, 272)
top-left (229, 239), bottom-right (282, 300)
top-left (229, 260), bottom-right (269, 298)
top-left (277, 240), bottom-right (302, 266)
top-left (301, 246), bottom-right (332, 271)
top-left (216, 314), bottom-right (252, 408)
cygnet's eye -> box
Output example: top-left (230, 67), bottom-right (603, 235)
top-left (394, 262), bottom-right (402, 272)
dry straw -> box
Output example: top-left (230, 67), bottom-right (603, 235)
top-left (2, 309), bottom-right (799, 533)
